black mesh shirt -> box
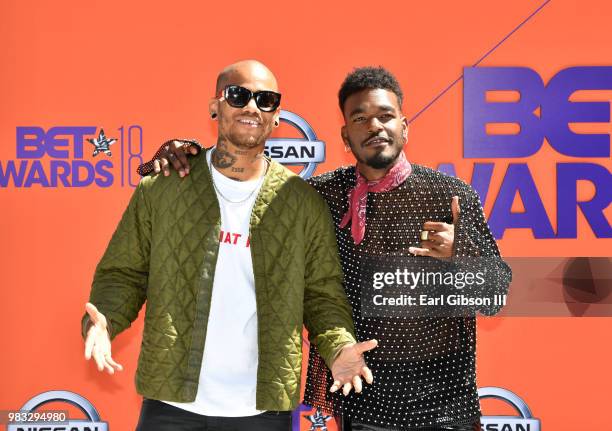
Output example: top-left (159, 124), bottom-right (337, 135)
top-left (303, 164), bottom-right (512, 429)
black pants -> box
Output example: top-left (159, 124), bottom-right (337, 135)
top-left (349, 424), bottom-right (480, 431)
top-left (136, 398), bottom-right (292, 431)
top-left (340, 416), bottom-right (481, 431)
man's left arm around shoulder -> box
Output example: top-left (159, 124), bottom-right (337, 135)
top-left (302, 193), bottom-right (378, 395)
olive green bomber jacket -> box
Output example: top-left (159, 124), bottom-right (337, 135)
top-left (81, 149), bottom-right (356, 410)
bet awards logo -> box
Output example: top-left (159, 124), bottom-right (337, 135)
top-left (0, 125), bottom-right (143, 188)
top-left (479, 387), bottom-right (540, 431)
top-left (444, 66), bottom-right (612, 239)
top-left (265, 110), bottom-right (325, 179)
top-left (7, 390), bottom-right (108, 430)
top-left (292, 405), bottom-right (332, 431)
top-left (303, 408), bottom-right (332, 430)
top-left (87, 129), bottom-right (116, 157)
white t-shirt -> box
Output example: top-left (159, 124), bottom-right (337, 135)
top-left (162, 150), bottom-right (265, 416)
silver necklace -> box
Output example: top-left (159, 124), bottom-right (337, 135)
top-left (208, 149), bottom-right (267, 204)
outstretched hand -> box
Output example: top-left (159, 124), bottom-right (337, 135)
top-left (330, 339), bottom-right (378, 395)
top-left (84, 302), bottom-right (123, 374)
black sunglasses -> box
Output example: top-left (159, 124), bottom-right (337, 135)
top-left (219, 85), bottom-right (281, 112)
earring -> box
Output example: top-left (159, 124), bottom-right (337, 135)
top-left (274, 120), bottom-right (279, 127)
top-left (211, 113), bottom-right (217, 119)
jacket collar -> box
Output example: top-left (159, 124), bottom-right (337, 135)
top-left (193, 147), bottom-right (290, 229)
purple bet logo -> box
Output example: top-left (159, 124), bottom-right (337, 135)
top-left (464, 66), bottom-right (612, 158)
top-left (1, 126), bottom-right (142, 188)
top-left (446, 67), bottom-right (612, 239)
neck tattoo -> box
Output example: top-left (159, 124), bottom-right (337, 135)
top-left (208, 149), bottom-right (268, 204)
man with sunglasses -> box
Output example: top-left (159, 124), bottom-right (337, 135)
top-left (82, 60), bottom-right (377, 431)
top-left (141, 66), bottom-right (512, 430)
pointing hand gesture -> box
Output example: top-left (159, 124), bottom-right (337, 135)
top-left (409, 196), bottom-right (460, 260)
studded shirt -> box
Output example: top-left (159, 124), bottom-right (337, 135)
top-left (303, 164), bottom-right (512, 429)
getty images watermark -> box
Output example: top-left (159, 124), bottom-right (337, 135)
top-left (362, 256), bottom-right (612, 318)
top-left (360, 255), bottom-right (509, 318)
top-left (371, 267), bottom-right (506, 309)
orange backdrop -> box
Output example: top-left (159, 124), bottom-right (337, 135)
top-left (1, 0), bottom-right (611, 430)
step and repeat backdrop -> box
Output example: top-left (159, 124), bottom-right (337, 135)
top-left (1, 1), bottom-right (611, 430)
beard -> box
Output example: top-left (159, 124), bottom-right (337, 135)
top-left (351, 138), bottom-right (403, 169)
top-left (233, 135), bottom-right (261, 149)
top-left (365, 150), bottom-right (399, 169)
top-left (227, 128), bottom-right (267, 149)
top-left (221, 114), bottom-right (272, 150)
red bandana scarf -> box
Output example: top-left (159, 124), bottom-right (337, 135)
top-left (339, 151), bottom-right (412, 245)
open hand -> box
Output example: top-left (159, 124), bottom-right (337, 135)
top-left (84, 302), bottom-right (123, 374)
top-left (330, 339), bottom-right (378, 395)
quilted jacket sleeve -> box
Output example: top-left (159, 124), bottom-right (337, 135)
top-left (303, 193), bottom-right (356, 369)
top-left (81, 179), bottom-right (151, 340)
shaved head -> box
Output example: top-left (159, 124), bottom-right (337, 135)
top-left (215, 60), bottom-right (278, 94)
top-left (210, 59), bottom-right (281, 151)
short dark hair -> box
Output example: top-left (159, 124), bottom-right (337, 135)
top-left (338, 66), bottom-right (404, 114)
